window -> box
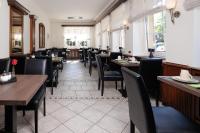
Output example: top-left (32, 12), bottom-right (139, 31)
top-left (111, 29), bottom-right (126, 52)
top-left (64, 27), bottom-right (91, 48)
top-left (145, 11), bottom-right (166, 52)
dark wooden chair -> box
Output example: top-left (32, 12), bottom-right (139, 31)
top-left (83, 48), bottom-right (89, 67)
top-left (88, 50), bottom-right (96, 76)
top-left (0, 58), bottom-right (10, 74)
top-left (96, 55), bottom-right (123, 96)
top-left (121, 67), bottom-right (200, 133)
top-left (36, 56), bottom-right (58, 95)
top-left (10, 55), bottom-right (27, 74)
top-left (108, 52), bottom-right (122, 71)
top-left (139, 58), bottom-right (162, 106)
top-left (17, 59), bottom-right (47, 133)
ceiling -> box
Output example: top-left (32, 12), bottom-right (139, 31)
top-left (34, 0), bottom-right (115, 22)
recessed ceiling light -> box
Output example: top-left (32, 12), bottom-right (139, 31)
top-left (79, 17), bottom-right (83, 19)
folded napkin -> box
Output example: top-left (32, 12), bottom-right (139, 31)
top-left (189, 84), bottom-right (200, 89)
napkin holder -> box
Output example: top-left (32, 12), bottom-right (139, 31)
top-left (0, 74), bottom-right (17, 85)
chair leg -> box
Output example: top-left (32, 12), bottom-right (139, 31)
top-left (115, 81), bottom-right (117, 90)
top-left (130, 120), bottom-right (135, 133)
top-left (23, 110), bottom-right (26, 117)
top-left (121, 81), bottom-right (123, 90)
top-left (43, 97), bottom-right (46, 116)
top-left (101, 80), bottom-right (104, 96)
top-left (35, 110), bottom-right (38, 133)
top-left (98, 78), bottom-right (101, 90)
top-left (156, 91), bottom-right (159, 107)
top-left (156, 99), bottom-right (159, 107)
top-left (51, 81), bottom-right (54, 95)
top-left (89, 63), bottom-right (92, 76)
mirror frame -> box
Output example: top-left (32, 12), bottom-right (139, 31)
top-left (9, 7), bottom-right (24, 55)
top-left (39, 23), bottom-right (45, 48)
top-left (7, 0), bottom-right (29, 55)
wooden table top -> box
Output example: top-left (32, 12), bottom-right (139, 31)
top-left (112, 60), bottom-right (140, 67)
top-left (0, 75), bottom-right (47, 106)
top-left (158, 76), bottom-right (200, 97)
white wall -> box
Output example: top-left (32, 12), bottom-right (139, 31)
top-left (165, 0), bottom-right (200, 67)
top-left (0, 0), bottom-right (10, 58)
top-left (0, 0), bottom-right (50, 59)
top-left (23, 15), bottom-right (30, 54)
top-left (50, 22), bottom-right (64, 48)
top-left (17, 0), bottom-right (51, 51)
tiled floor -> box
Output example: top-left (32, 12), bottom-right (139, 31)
top-left (0, 60), bottom-right (139, 133)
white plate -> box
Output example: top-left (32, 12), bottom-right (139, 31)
top-left (171, 76), bottom-right (199, 84)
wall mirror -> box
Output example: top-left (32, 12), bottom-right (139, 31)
top-left (8, 0), bottom-right (29, 55)
top-left (39, 23), bottom-right (45, 48)
top-left (10, 8), bottom-right (24, 54)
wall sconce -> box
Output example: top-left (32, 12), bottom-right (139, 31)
top-left (123, 20), bottom-right (129, 30)
top-left (166, 0), bottom-right (181, 24)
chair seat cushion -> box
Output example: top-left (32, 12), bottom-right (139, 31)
top-left (104, 71), bottom-right (123, 81)
top-left (17, 86), bottom-right (45, 110)
top-left (153, 107), bottom-right (200, 133)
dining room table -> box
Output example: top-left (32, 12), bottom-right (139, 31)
top-left (111, 59), bottom-right (140, 97)
top-left (158, 76), bottom-right (200, 97)
top-left (111, 59), bottom-right (140, 68)
top-left (0, 75), bottom-right (47, 133)
top-left (158, 76), bottom-right (200, 124)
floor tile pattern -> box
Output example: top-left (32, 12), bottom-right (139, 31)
top-left (0, 61), bottom-right (136, 133)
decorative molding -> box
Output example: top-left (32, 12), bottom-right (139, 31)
top-left (7, 0), bottom-right (30, 15)
top-left (184, 0), bottom-right (200, 11)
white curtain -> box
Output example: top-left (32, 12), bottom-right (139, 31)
top-left (184, 0), bottom-right (200, 10)
top-left (95, 23), bottom-right (101, 48)
top-left (110, 2), bottom-right (129, 29)
top-left (129, 0), bottom-right (165, 23)
top-left (111, 30), bottom-right (125, 52)
top-left (101, 16), bottom-right (110, 49)
top-left (102, 31), bottom-right (109, 50)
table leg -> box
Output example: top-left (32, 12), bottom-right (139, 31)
top-left (5, 105), bottom-right (17, 133)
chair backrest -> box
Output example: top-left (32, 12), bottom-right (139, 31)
top-left (110, 52), bottom-right (122, 60)
top-left (35, 56), bottom-right (53, 80)
top-left (139, 58), bottom-right (162, 97)
top-left (10, 55), bottom-right (27, 74)
top-left (95, 55), bottom-right (103, 79)
top-left (121, 67), bottom-right (156, 133)
top-left (24, 59), bottom-right (46, 75)
top-left (0, 58), bottom-right (10, 74)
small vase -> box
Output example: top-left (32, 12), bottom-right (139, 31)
top-left (12, 66), bottom-right (15, 76)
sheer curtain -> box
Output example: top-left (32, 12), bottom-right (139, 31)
top-left (111, 30), bottom-right (125, 52)
top-left (64, 27), bottom-right (92, 48)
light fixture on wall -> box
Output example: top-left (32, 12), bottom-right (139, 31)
top-left (123, 20), bottom-right (129, 30)
top-left (166, 0), bottom-right (181, 24)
